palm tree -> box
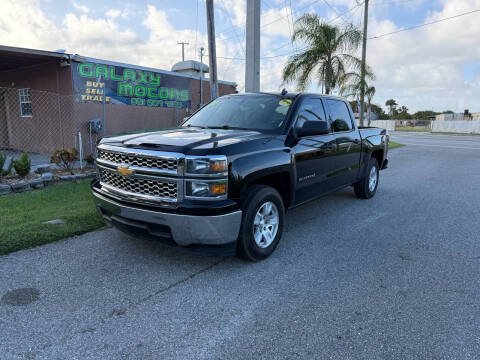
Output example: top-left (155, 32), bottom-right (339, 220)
top-left (339, 76), bottom-right (376, 125)
top-left (365, 86), bottom-right (376, 126)
top-left (282, 14), bottom-right (371, 94)
top-left (385, 99), bottom-right (397, 116)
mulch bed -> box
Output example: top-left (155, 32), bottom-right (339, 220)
top-left (0, 173), bottom-right (41, 185)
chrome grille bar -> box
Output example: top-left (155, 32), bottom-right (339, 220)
top-left (95, 144), bottom-right (184, 205)
top-left (98, 166), bottom-right (178, 203)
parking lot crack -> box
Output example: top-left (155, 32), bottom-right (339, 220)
top-left (135, 259), bottom-right (225, 306)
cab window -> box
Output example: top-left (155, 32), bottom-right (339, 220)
top-left (295, 98), bottom-right (327, 129)
top-left (326, 99), bottom-right (353, 132)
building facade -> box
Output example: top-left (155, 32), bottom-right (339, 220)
top-left (0, 45), bottom-right (236, 156)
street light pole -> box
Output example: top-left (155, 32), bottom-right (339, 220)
top-left (359, 0), bottom-right (369, 127)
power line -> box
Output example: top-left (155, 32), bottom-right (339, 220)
top-left (321, 0), bottom-right (351, 25)
top-left (369, 8), bottom-right (480, 39)
top-left (221, 1), bottom-right (365, 61)
top-left (218, 0), bottom-right (246, 57)
top-left (194, 0), bottom-right (199, 56)
top-left (219, 0), bottom-right (328, 43)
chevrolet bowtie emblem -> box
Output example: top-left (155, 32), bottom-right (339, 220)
top-left (117, 165), bottom-right (134, 176)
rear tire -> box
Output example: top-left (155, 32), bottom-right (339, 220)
top-left (354, 157), bottom-right (379, 199)
top-left (237, 185), bottom-right (285, 261)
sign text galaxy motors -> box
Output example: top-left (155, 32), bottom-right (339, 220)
top-left (73, 62), bottom-right (191, 109)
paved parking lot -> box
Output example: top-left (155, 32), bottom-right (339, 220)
top-left (1, 132), bottom-right (479, 359)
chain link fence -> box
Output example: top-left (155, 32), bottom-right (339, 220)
top-left (0, 86), bottom-right (182, 171)
top-left (0, 87), bottom-right (80, 168)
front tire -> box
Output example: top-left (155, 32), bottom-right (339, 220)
top-left (354, 157), bottom-right (379, 199)
top-left (237, 185), bottom-right (285, 261)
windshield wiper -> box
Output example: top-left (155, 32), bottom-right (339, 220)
top-left (205, 125), bottom-right (247, 130)
top-left (184, 124), bottom-right (206, 129)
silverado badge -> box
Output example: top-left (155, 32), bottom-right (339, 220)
top-left (117, 165), bottom-right (134, 177)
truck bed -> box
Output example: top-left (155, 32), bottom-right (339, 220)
top-left (358, 126), bottom-right (386, 138)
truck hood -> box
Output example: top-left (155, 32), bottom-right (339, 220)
top-left (100, 127), bottom-right (274, 154)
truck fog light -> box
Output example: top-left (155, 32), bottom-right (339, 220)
top-left (191, 182), bottom-right (210, 197)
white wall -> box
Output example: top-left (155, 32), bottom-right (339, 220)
top-left (432, 120), bottom-right (480, 134)
top-left (356, 119), bottom-right (395, 132)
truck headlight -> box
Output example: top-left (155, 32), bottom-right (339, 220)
top-left (185, 156), bottom-right (227, 175)
top-left (186, 180), bottom-right (227, 198)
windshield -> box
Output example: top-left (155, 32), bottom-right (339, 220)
top-left (183, 94), bottom-right (292, 133)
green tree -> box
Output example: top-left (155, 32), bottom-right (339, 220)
top-left (385, 99), bottom-right (397, 116)
top-left (282, 14), bottom-right (372, 94)
top-left (412, 110), bottom-right (438, 120)
top-left (370, 103), bottom-right (387, 119)
top-left (365, 86), bottom-right (376, 125)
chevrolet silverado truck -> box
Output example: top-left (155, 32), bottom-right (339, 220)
top-left (91, 92), bottom-right (389, 261)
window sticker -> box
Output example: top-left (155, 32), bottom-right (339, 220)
top-left (279, 99), bottom-right (292, 106)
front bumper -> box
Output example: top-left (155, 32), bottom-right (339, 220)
top-left (91, 186), bottom-right (242, 247)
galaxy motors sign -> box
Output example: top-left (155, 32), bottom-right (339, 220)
top-left (72, 62), bottom-right (191, 109)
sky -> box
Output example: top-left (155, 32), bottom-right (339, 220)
top-left (0, 0), bottom-right (479, 113)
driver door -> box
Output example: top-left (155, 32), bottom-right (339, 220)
top-left (292, 98), bottom-right (337, 205)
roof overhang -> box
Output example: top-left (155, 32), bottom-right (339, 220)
top-left (0, 45), bottom-right (67, 72)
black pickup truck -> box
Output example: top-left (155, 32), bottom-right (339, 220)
top-left (91, 92), bottom-right (389, 261)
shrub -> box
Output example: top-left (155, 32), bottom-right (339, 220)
top-left (85, 154), bottom-right (95, 165)
top-left (13, 152), bottom-right (31, 177)
top-left (50, 148), bottom-right (78, 174)
top-left (0, 152), bottom-right (14, 177)
top-left (0, 152), bottom-right (5, 169)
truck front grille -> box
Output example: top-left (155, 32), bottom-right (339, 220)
top-left (99, 168), bottom-right (177, 200)
top-left (98, 149), bottom-right (178, 172)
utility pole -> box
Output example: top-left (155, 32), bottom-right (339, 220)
top-left (199, 47), bottom-right (205, 108)
top-left (359, 0), bottom-right (369, 127)
top-left (177, 41), bottom-right (189, 62)
top-left (205, 0), bottom-right (219, 100)
top-left (245, 0), bottom-right (260, 92)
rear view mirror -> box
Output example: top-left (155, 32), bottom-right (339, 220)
top-left (296, 121), bottom-right (330, 137)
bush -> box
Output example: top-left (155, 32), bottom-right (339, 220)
top-left (50, 148), bottom-right (78, 174)
top-left (0, 152), bottom-right (5, 169)
top-left (0, 152), bottom-right (14, 177)
top-left (85, 154), bottom-right (95, 165)
top-left (13, 152), bottom-right (31, 177)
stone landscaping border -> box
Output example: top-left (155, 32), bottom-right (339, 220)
top-left (0, 171), bottom-right (96, 196)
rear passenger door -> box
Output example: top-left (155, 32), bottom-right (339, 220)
top-left (324, 98), bottom-right (362, 186)
top-left (292, 97), bottom-right (337, 204)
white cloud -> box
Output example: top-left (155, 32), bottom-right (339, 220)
top-left (218, 0), bottom-right (246, 28)
top-left (261, 7), bottom-right (293, 38)
top-left (105, 9), bottom-right (121, 19)
top-left (72, 1), bottom-right (89, 15)
top-left (365, 0), bottom-right (480, 111)
top-left (1, 0), bottom-right (479, 112)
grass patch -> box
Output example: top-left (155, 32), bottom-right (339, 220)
top-left (389, 141), bottom-right (405, 149)
top-left (395, 126), bottom-right (430, 132)
top-left (0, 179), bottom-right (106, 255)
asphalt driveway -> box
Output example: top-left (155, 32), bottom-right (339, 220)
top-left (1, 132), bottom-right (479, 359)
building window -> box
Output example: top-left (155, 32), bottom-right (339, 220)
top-left (18, 88), bottom-right (32, 117)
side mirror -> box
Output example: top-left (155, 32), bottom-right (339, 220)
top-left (296, 120), bottom-right (330, 137)
top-left (332, 119), bottom-right (350, 132)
